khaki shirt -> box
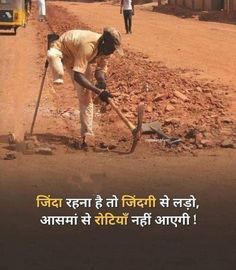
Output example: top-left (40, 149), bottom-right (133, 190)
top-left (53, 30), bottom-right (109, 74)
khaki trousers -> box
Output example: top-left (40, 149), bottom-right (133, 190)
top-left (47, 47), bottom-right (94, 137)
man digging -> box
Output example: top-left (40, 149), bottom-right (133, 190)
top-left (47, 27), bottom-right (123, 147)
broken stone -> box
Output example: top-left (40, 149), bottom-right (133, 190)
top-left (4, 152), bottom-right (16, 160)
top-left (220, 128), bottom-right (233, 136)
top-left (203, 132), bottom-right (213, 138)
top-left (73, 109), bottom-right (80, 117)
top-left (96, 143), bottom-right (117, 151)
top-left (220, 140), bottom-right (235, 148)
top-left (159, 82), bottom-right (166, 88)
top-left (61, 112), bottom-right (72, 119)
top-left (221, 117), bottom-right (233, 124)
top-left (200, 139), bottom-right (212, 147)
top-left (68, 139), bottom-right (82, 150)
top-left (24, 134), bottom-right (38, 142)
top-left (36, 147), bottom-right (53, 155)
top-left (165, 104), bottom-right (175, 112)
top-left (185, 129), bottom-right (197, 139)
top-left (121, 108), bottom-right (129, 113)
top-left (93, 147), bottom-right (109, 153)
top-left (119, 137), bottom-right (128, 142)
top-left (145, 105), bottom-right (153, 113)
top-left (153, 93), bottom-right (165, 102)
top-left (173, 90), bottom-right (189, 102)
top-left (170, 98), bottom-right (178, 104)
top-left (164, 118), bottom-right (180, 125)
top-left (195, 133), bottom-right (203, 144)
top-left (203, 88), bottom-right (212, 93)
top-left (26, 141), bottom-right (36, 150)
top-left (181, 144), bottom-right (192, 151)
top-left (196, 86), bottom-right (202, 92)
top-left (196, 144), bottom-right (203, 149)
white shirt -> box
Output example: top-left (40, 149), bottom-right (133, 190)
top-left (122, 0), bottom-right (132, 10)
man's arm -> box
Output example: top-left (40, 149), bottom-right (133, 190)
top-left (74, 71), bottom-right (101, 95)
top-left (132, 0), bottom-right (134, 15)
top-left (74, 71), bottom-right (112, 103)
top-left (95, 69), bottom-right (106, 89)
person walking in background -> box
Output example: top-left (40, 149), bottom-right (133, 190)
top-left (25, 0), bottom-right (32, 16)
top-left (38, 0), bottom-right (46, 22)
top-left (120, 0), bottom-right (134, 34)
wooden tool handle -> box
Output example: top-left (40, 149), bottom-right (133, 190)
top-left (108, 98), bottom-right (135, 131)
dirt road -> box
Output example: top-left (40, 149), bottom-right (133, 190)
top-left (0, 1), bottom-right (235, 269)
top-left (57, 1), bottom-right (236, 86)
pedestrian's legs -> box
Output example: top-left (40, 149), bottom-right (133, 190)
top-left (38, 0), bottom-right (46, 21)
top-left (128, 10), bottom-right (132, 33)
top-left (123, 10), bottom-right (129, 34)
top-left (47, 47), bottom-right (64, 84)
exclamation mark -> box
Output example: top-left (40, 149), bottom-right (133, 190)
top-left (193, 214), bottom-right (197, 225)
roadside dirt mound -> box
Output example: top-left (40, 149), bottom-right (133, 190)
top-left (153, 4), bottom-right (236, 23)
top-left (153, 4), bottom-right (198, 18)
top-left (35, 4), bottom-right (235, 152)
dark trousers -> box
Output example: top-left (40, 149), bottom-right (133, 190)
top-left (123, 10), bottom-right (132, 33)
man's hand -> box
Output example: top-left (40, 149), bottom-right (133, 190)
top-left (95, 81), bottom-right (106, 90)
top-left (99, 90), bottom-right (113, 104)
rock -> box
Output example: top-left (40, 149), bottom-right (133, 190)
top-left (185, 129), bottom-right (197, 139)
top-left (220, 128), bottom-right (233, 136)
top-left (196, 144), bottom-right (203, 149)
top-left (173, 90), bottom-right (189, 102)
top-left (24, 134), bottom-right (38, 142)
top-left (153, 93), bottom-right (165, 102)
top-left (181, 144), bottom-right (192, 151)
top-left (4, 152), bottom-right (16, 160)
top-left (159, 82), bottom-right (166, 88)
top-left (36, 147), bottom-right (53, 155)
top-left (145, 105), bottom-right (153, 113)
top-left (203, 132), bottom-right (213, 138)
top-left (26, 141), bottom-right (36, 150)
top-left (93, 147), bottom-right (109, 153)
top-left (73, 109), bottom-right (80, 117)
top-left (61, 112), bottom-right (72, 119)
top-left (221, 117), bottom-right (233, 124)
top-left (170, 98), bottom-right (178, 104)
top-left (165, 104), bottom-right (175, 112)
top-left (203, 88), bottom-right (212, 93)
top-left (220, 140), bottom-right (235, 148)
top-left (164, 118), bottom-right (180, 125)
top-left (200, 139), bottom-right (213, 147)
top-left (195, 133), bottom-right (203, 144)
top-left (121, 108), bottom-right (129, 113)
top-left (196, 86), bottom-right (202, 92)
top-left (119, 137), bottom-right (128, 142)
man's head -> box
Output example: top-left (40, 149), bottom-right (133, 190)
top-left (98, 27), bottom-right (123, 56)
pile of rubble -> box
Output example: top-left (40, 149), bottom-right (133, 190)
top-left (5, 133), bottom-right (54, 157)
top-left (105, 50), bottom-right (235, 150)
